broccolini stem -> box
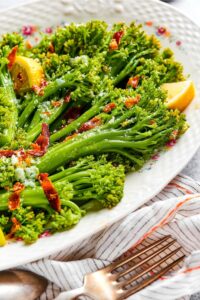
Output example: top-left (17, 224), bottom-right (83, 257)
top-left (18, 71), bottom-right (82, 127)
top-left (28, 109), bottom-right (41, 131)
top-left (27, 102), bottom-right (69, 142)
top-left (50, 101), bottom-right (103, 143)
top-left (113, 49), bottom-right (155, 85)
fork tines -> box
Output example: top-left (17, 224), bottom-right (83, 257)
top-left (109, 236), bottom-right (185, 299)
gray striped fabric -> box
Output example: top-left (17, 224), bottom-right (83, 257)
top-left (20, 174), bottom-right (200, 300)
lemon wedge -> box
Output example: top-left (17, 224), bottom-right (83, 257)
top-left (0, 228), bottom-right (6, 247)
top-left (161, 80), bottom-right (195, 112)
top-left (10, 55), bottom-right (44, 93)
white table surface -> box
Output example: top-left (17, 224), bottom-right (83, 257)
top-left (0, 0), bottom-right (200, 299)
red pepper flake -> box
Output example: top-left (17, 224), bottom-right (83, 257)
top-left (49, 42), bottom-right (55, 53)
top-left (64, 133), bottom-right (78, 141)
top-left (41, 111), bottom-right (51, 116)
top-left (157, 26), bottom-right (166, 35)
top-left (7, 45), bottom-right (18, 70)
top-left (8, 182), bottom-right (25, 211)
top-left (109, 39), bottom-right (118, 51)
top-left (103, 102), bottom-right (116, 113)
top-left (28, 123), bottom-right (50, 157)
top-left (124, 95), bottom-right (141, 109)
top-left (149, 119), bottom-right (156, 125)
top-left (146, 21), bottom-right (153, 26)
top-left (22, 25), bottom-right (36, 36)
top-left (52, 101), bottom-right (62, 107)
top-left (25, 40), bottom-right (33, 49)
top-left (79, 116), bottom-right (101, 133)
top-left (38, 173), bottom-right (61, 212)
top-left (113, 30), bottom-right (124, 45)
top-left (127, 75), bottom-right (140, 89)
top-left (64, 94), bottom-right (71, 103)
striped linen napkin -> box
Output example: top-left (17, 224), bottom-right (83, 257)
top-left (20, 174), bottom-right (200, 300)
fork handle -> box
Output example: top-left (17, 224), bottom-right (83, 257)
top-left (54, 286), bottom-right (86, 300)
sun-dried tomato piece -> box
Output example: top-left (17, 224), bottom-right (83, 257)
top-left (127, 76), bottom-right (140, 89)
top-left (8, 182), bottom-right (24, 211)
top-left (28, 123), bottom-right (50, 157)
top-left (7, 45), bottom-right (18, 70)
top-left (124, 95), bottom-right (141, 109)
top-left (79, 116), bottom-right (101, 133)
top-left (38, 173), bottom-right (61, 212)
top-left (113, 30), bottom-right (124, 45)
top-left (103, 102), bottom-right (116, 113)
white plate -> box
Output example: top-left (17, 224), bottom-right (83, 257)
top-left (0, 0), bottom-right (200, 270)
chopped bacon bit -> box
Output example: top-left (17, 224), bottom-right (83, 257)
top-left (7, 45), bottom-right (18, 70)
top-left (8, 182), bottom-right (24, 211)
top-left (28, 123), bottom-right (50, 157)
top-left (124, 95), bottom-right (141, 109)
top-left (49, 42), bottom-right (55, 53)
top-left (64, 94), bottom-right (71, 103)
top-left (127, 75), bottom-right (140, 89)
top-left (109, 39), bottom-right (118, 51)
top-left (38, 173), bottom-right (61, 212)
top-left (103, 102), bottom-right (116, 113)
top-left (0, 150), bottom-right (16, 157)
top-left (64, 133), bottom-right (78, 141)
top-left (113, 30), bottom-right (124, 45)
top-left (79, 116), bottom-right (101, 133)
top-left (52, 101), bottom-right (62, 107)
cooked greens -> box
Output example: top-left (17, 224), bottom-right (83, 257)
top-left (0, 20), bottom-right (188, 244)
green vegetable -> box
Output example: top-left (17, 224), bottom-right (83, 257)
top-left (0, 58), bottom-right (18, 146)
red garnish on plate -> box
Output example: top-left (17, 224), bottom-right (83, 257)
top-left (28, 123), bottom-right (50, 157)
top-left (124, 95), bottom-right (141, 108)
top-left (7, 45), bottom-right (18, 70)
top-left (8, 182), bottom-right (25, 211)
top-left (103, 102), bottom-right (116, 113)
top-left (79, 116), bottom-right (101, 133)
top-left (113, 30), bottom-right (124, 45)
top-left (38, 173), bottom-right (61, 212)
top-left (127, 75), bottom-right (140, 89)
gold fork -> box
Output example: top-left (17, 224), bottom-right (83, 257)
top-left (55, 235), bottom-right (185, 300)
